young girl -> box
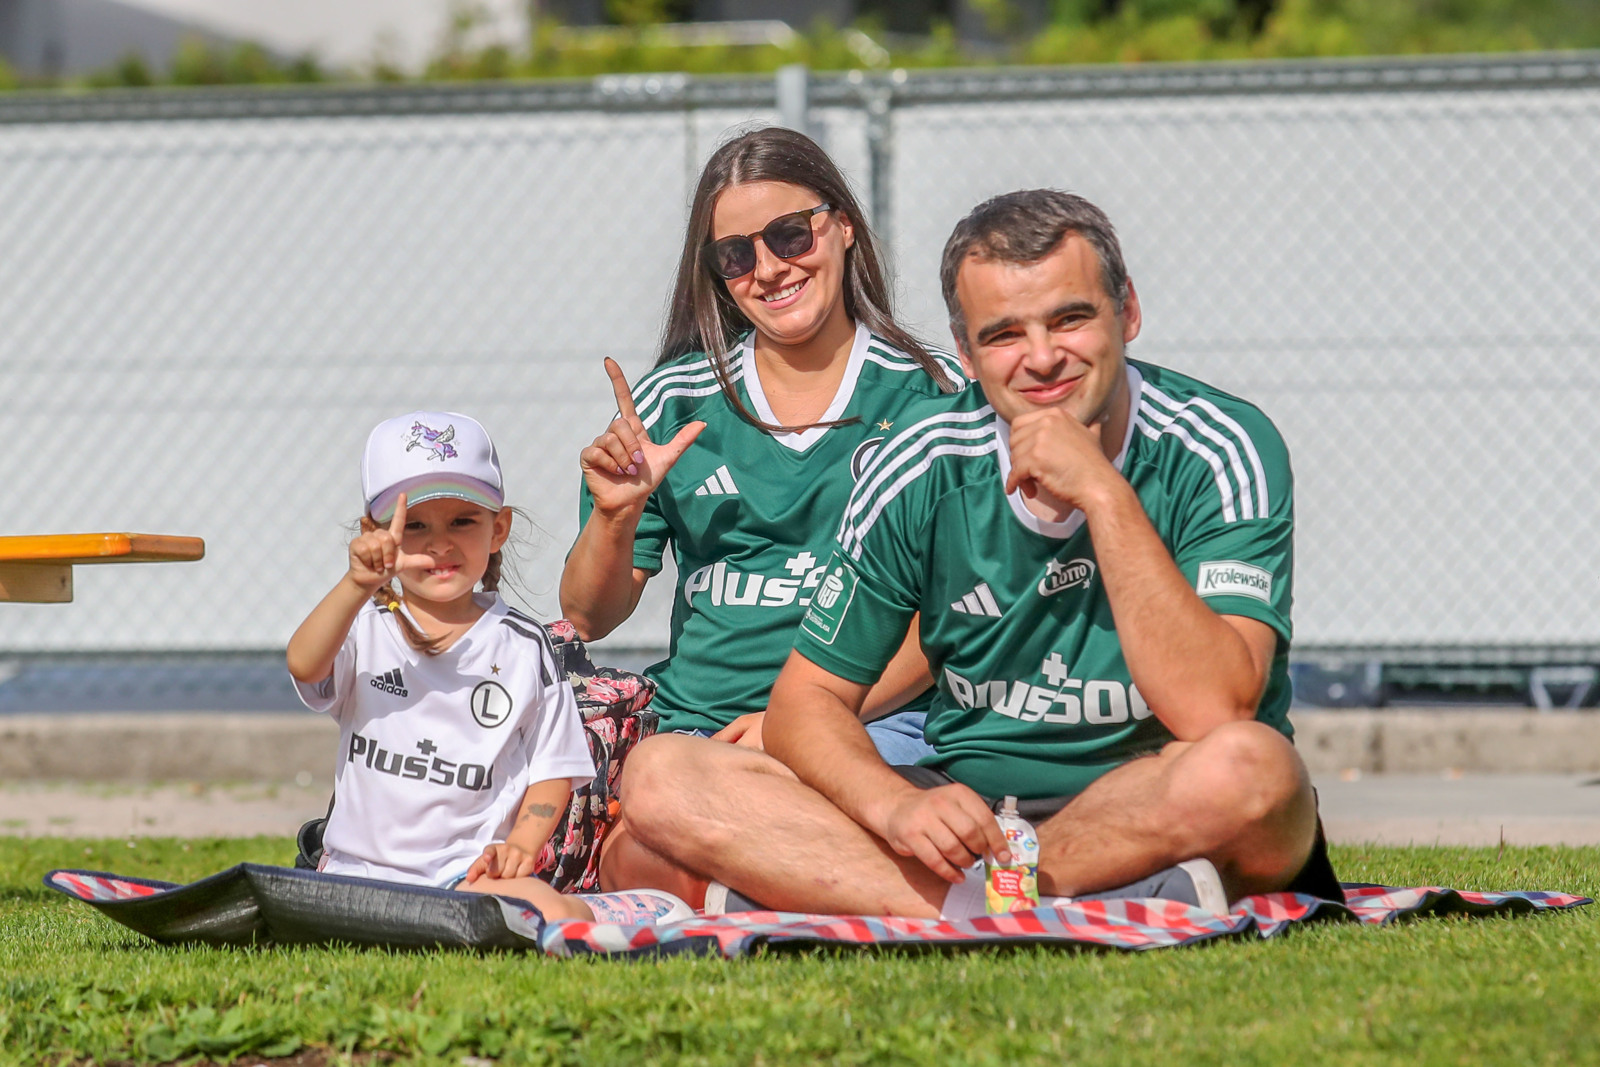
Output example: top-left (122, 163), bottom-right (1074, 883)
top-left (286, 410), bottom-right (692, 925)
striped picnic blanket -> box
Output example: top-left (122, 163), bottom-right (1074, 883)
top-left (45, 864), bottom-right (1590, 958)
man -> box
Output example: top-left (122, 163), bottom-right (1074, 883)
top-left (620, 190), bottom-right (1336, 917)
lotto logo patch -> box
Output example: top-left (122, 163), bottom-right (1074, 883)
top-left (1038, 558), bottom-right (1095, 598)
top-left (800, 561), bottom-right (859, 645)
top-left (1197, 560), bottom-right (1273, 602)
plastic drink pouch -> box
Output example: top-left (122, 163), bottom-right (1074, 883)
top-left (985, 795), bottom-right (1041, 914)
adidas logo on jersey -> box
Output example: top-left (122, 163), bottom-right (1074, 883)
top-left (369, 668), bottom-right (408, 697)
top-left (951, 582), bottom-right (1002, 618)
top-left (693, 465), bottom-right (740, 497)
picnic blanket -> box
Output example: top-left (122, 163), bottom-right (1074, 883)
top-left (45, 864), bottom-right (1591, 958)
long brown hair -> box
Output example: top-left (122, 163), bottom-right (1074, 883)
top-left (657, 126), bottom-right (955, 432)
top-left (357, 515), bottom-right (505, 656)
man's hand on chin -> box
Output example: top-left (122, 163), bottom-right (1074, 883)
top-left (1005, 408), bottom-right (1119, 514)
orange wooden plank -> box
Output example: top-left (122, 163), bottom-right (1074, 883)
top-left (0, 533), bottom-right (204, 566)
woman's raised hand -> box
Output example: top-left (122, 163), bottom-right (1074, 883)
top-left (347, 493), bottom-right (435, 592)
top-left (580, 358), bottom-right (706, 515)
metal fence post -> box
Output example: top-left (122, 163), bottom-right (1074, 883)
top-left (776, 63), bottom-right (810, 136)
top-left (862, 75), bottom-right (895, 247)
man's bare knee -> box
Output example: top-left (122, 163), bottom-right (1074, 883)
top-left (619, 734), bottom-right (690, 805)
top-left (1185, 721), bottom-right (1307, 823)
top-left (620, 734), bottom-right (795, 845)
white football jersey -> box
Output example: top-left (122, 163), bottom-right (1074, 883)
top-left (293, 594), bottom-right (594, 886)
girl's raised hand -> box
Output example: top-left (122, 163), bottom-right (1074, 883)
top-left (580, 358), bottom-right (705, 516)
top-left (347, 493), bottom-right (436, 592)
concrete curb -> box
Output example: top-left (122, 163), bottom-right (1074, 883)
top-left (0, 713), bottom-right (338, 784)
top-left (1292, 709), bottom-right (1600, 775)
top-left (1, 709), bottom-right (1599, 782)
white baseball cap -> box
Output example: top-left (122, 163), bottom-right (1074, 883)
top-left (362, 411), bottom-right (504, 523)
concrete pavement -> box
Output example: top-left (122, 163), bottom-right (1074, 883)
top-left (2, 709), bottom-right (1599, 844)
top-left (3, 772), bottom-right (1596, 845)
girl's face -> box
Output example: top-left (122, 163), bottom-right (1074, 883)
top-left (391, 498), bottom-right (511, 606)
top-left (710, 180), bottom-right (854, 350)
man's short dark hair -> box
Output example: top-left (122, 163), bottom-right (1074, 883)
top-left (940, 189), bottom-right (1130, 351)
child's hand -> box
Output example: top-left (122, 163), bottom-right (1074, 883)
top-left (348, 493), bottom-right (435, 593)
top-left (465, 841), bottom-right (540, 883)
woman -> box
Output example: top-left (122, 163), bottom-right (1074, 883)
top-left (560, 126), bottom-right (961, 891)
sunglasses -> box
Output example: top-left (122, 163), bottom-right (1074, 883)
top-left (703, 203), bottom-right (833, 280)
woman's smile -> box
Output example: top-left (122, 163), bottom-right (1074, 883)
top-left (759, 278), bottom-right (808, 307)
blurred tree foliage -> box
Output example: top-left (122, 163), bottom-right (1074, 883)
top-left (76, 40), bottom-right (325, 89)
top-left (2, 0), bottom-right (1597, 92)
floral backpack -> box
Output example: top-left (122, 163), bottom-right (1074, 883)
top-left (531, 619), bottom-right (659, 892)
top-left (294, 619), bottom-right (658, 893)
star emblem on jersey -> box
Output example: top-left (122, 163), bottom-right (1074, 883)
top-left (694, 465), bottom-right (740, 497)
top-left (951, 581), bottom-right (1003, 618)
top-left (876, 419), bottom-right (893, 431)
top-left (1039, 557), bottom-right (1096, 598)
top-left (469, 680), bottom-right (513, 729)
top-left (490, 664), bottom-right (500, 675)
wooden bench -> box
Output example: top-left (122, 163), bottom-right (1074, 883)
top-left (0, 534), bottom-right (205, 603)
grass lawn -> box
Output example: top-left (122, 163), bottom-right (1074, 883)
top-left (1, 837), bottom-right (1596, 1066)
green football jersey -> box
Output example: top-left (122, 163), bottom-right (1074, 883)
top-left (795, 359), bottom-right (1295, 801)
top-left (578, 323), bottom-right (964, 733)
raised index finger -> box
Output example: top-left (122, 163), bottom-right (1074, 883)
top-left (388, 492), bottom-right (409, 539)
top-left (604, 358), bottom-right (640, 424)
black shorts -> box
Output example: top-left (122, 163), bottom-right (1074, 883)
top-left (891, 763), bottom-right (1344, 904)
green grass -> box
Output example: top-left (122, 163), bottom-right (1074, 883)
top-left (1, 837), bottom-right (1595, 1066)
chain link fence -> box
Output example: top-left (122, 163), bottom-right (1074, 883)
top-left (2, 54), bottom-right (1598, 704)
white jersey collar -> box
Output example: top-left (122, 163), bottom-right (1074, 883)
top-left (993, 363), bottom-right (1144, 540)
top-left (392, 591), bottom-right (507, 654)
top-left (738, 321), bottom-right (870, 454)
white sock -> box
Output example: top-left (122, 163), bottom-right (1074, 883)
top-left (938, 863), bottom-right (987, 920)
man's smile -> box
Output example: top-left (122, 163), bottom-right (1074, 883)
top-left (1018, 375), bottom-right (1084, 405)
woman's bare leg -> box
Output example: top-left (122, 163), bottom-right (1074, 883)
top-left (597, 814), bottom-right (710, 908)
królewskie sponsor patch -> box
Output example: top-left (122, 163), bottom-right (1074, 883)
top-left (1196, 560), bottom-right (1273, 602)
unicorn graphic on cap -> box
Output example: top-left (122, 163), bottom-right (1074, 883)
top-left (406, 422), bottom-right (458, 462)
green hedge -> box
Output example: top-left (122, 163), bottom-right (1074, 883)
top-left (2, 0), bottom-right (1598, 93)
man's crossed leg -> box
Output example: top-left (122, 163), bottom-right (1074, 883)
top-left (619, 718), bottom-right (1324, 918)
